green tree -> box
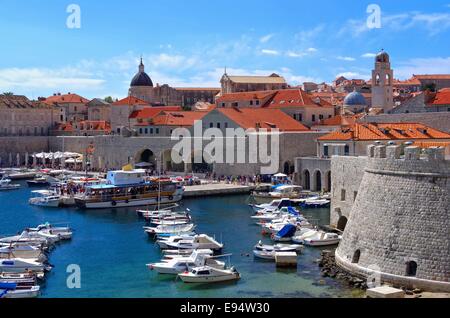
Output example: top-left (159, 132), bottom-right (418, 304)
top-left (2, 92), bottom-right (14, 96)
top-left (421, 83), bottom-right (436, 92)
top-left (104, 96), bottom-right (114, 103)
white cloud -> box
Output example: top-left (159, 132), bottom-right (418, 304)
top-left (287, 51), bottom-right (307, 58)
top-left (261, 49), bottom-right (280, 56)
top-left (361, 53), bottom-right (376, 58)
top-left (337, 56), bottom-right (356, 61)
top-left (394, 57), bottom-right (450, 79)
top-left (335, 71), bottom-right (371, 80)
top-left (307, 47), bottom-right (318, 53)
top-left (260, 34), bottom-right (274, 43)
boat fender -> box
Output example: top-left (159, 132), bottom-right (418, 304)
top-left (111, 201), bottom-right (117, 206)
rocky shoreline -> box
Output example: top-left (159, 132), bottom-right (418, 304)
top-left (317, 250), bottom-right (368, 290)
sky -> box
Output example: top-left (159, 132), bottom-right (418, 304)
top-left (0, 0), bottom-right (450, 99)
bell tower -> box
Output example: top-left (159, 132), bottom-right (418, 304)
top-left (371, 49), bottom-right (394, 112)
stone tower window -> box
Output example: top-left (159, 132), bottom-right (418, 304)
top-left (375, 74), bottom-right (381, 86)
top-left (341, 189), bottom-right (346, 201)
top-left (352, 250), bottom-right (361, 264)
top-left (406, 261), bottom-right (417, 277)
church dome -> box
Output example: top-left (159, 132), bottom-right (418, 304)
top-left (376, 50), bottom-right (389, 63)
top-left (344, 91), bottom-right (367, 106)
top-left (130, 58), bottom-right (153, 87)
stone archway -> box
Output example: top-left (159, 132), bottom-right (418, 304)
top-left (135, 149), bottom-right (156, 169)
top-left (337, 216), bottom-right (348, 231)
top-left (283, 161), bottom-right (295, 175)
top-left (313, 170), bottom-right (322, 192)
top-left (303, 170), bottom-right (310, 190)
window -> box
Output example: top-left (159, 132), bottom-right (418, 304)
top-left (312, 114), bottom-right (316, 122)
top-left (224, 122), bottom-right (228, 128)
top-left (209, 123), bottom-right (213, 128)
top-left (293, 114), bottom-right (297, 120)
top-left (74, 106), bottom-right (77, 112)
top-left (250, 100), bottom-right (253, 106)
top-left (156, 128), bottom-right (159, 134)
top-left (353, 191), bottom-right (358, 201)
top-left (117, 128), bottom-right (121, 134)
top-left (352, 250), bottom-right (361, 264)
top-left (139, 128), bottom-right (143, 134)
top-left (60, 115), bottom-right (64, 121)
top-left (217, 123), bottom-right (221, 128)
top-left (256, 100), bottom-right (260, 106)
top-left (145, 128), bottom-right (148, 134)
top-left (232, 102), bottom-right (238, 107)
top-left (344, 145), bottom-right (350, 156)
top-left (341, 189), bottom-right (346, 201)
top-left (221, 103), bottom-right (225, 108)
top-left (298, 114), bottom-right (303, 121)
top-left (150, 128), bottom-right (154, 134)
top-left (324, 145), bottom-right (329, 157)
top-left (328, 115), bottom-right (332, 118)
top-left (319, 114), bottom-right (324, 120)
top-left (41, 127), bottom-right (44, 136)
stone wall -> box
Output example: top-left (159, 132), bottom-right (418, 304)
top-left (361, 112), bottom-right (450, 133)
top-left (330, 156), bottom-right (367, 229)
top-left (0, 137), bottom-right (50, 166)
top-left (294, 157), bottom-right (331, 191)
top-left (336, 145), bottom-right (450, 292)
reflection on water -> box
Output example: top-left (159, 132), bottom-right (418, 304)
top-left (0, 183), bottom-right (358, 298)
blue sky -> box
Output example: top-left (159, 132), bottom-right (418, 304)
top-left (0, 0), bottom-right (450, 99)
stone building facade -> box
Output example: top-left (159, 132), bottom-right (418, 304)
top-left (335, 145), bottom-right (450, 292)
top-left (220, 73), bottom-right (287, 94)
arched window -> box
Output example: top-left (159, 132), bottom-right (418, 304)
top-left (303, 170), bottom-right (310, 190)
top-left (386, 74), bottom-right (391, 86)
top-left (406, 261), bottom-right (417, 277)
top-left (352, 250), bottom-right (361, 264)
top-left (315, 171), bottom-right (322, 191)
top-left (375, 74), bottom-right (381, 86)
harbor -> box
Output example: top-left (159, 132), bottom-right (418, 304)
top-left (0, 171), bottom-right (359, 298)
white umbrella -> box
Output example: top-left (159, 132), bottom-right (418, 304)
top-left (32, 153), bottom-right (37, 167)
top-left (274, 173), bottom-right (287, 178)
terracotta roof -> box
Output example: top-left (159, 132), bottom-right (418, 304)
top-left (217, 108), bottom-right (310, 132)
top-left (112, 96), bottom-right (149, 106)
top-left (413, 141), bottom-right (450, 148)
top-left (316, 114), bottom-right (361, 126)
top-left (393, 78), bottom-right (421, 86)
top-left (45, 93), bottom-right (89, 104)
top-left (136, 111), bottom-right (208, 127)
top-left (54, 121), bottom-right (111, 132)
top-left (427, 89), bottom-right (450, 106)
top-left (216, 91), bottom-right (277, 103)
top-left (318, 123), bottom-right (450, 141)
top-left (266, 89), bottom-right (333, 108)
top-left (413, 74), bottom-right (450, 80)
top-left (129, 106), bottom-right (182, 119)
top-left (0, 95), bottom-right (51, 109)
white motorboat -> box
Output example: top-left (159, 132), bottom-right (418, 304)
top-left (144, 223), bottom-right (196, 236)
top-left (292, 229), bottom-right (341, 246)
top-left (254, 241), bottom-right (303, 253)
top-left (0, 283), bottom-right (40, 298)
top-left (156, 234), bottom-right (196, 249)
top-left (250, 198), bottom-right (298, 213)
top-left (299, 197), bottom-right (331, 208)
top-left (0, 231), bottom-right (49, 246)
top-left (5, 169), bottom-right (37, 180)
top-left (147, 251), bottom-right (226, 275)
top-left (27, 223), bottom-right (73, 240)
top-left (0, 244), bottom-right (46, 261)
top-left (150, 219), bottom-right (191, 226)
top-left (178, 266), bottom-right (240, 283)
top-left (0, 178), bottom-right (21, 191)
top-left (29, 190), bottom-right (61, 208)
top-left (0, 258), bottom-right (49, 273)
top-left (137, 204), bottom-right (180, 217)
top-left (163, 234), bottom-right (223, 251)
top-left (162, 249), bottom-right (213, 258)
top-left (147, 212), bottom-right (191, 223)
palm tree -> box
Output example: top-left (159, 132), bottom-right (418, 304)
top-left (2, 92), bottom-right (14, 96)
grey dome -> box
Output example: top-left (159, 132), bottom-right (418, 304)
top-left (130, 59), bottom-right (153, 87)
top-left (376, 50), bottom-right (389, 63)
top-left (344, 91), bottom-right (367, 106)
top-left (130, 72), bottom-right (153, 87)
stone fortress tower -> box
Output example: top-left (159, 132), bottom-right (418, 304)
top-left (371, 50), bottom-right (394, 112)
top-left (336, 144), bottom-right (450, 292)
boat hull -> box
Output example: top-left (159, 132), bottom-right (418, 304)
top-left (75, 195), bottom-right (182, 209)
top-left (178, 273), bottom-right (240, 283)
top-left (303, 239), bottom-right (340, 246)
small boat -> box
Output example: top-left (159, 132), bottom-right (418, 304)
top-left (137, 204), bottom-right (180, 217)
top-left (150, 218), bottom-right (191, 226)
top-left (0, 178), bottom-right (21, 191)
top-left (27, 223), bottom-right (72, 240)
top-left (271, 224), bottom-right (298, 242)
top-left (178, 265), bottom-right (240, 283)
top-left (27, 176), bottom-right (50, 187)
top-left (0, 272), bottom-right (37, 285)
top-left (250, 198), bottom-right (298, 213)
top-left (0, 231), bottom-right (49, 246)
top-left (6, 170), bottom-right (36, 180)
top-left (163, 234), bottom-right (223, 251)
top-left (0, 258), bottom-right (50, 273)
top-left (162, 249), bottom-right (213, 258)
top-left (254, 241), bottom-right (303, 252)
top-left (299, 197), bottom-right (330, 208)
top-left (0, 244), bottom-right (46, 261)
top-left (0, 283), bottom-right (40, 298)
top-left (144, 223), bottom-right (196, 236)
top-left (29, 190), bottom-right (61, 208)
top-left (292, 229), bottom-right (341, 246)
top-left (147, 251), bottom-right (226, 275)
top-left (156, 234), bottom-right (196, 249)
top-left (252, 185), bottom-right (305, 201)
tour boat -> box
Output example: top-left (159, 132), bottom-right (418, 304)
top-left (144, 223), bottom-right (196, 236)
top-left (0, 244), bottom-right (46, 261)
top-left (178, 266), bottom-right (240, 283)
top-left (27, 223), bottom-right (73, 240)
top-left (29, 190), bottom-right (61, 208)
top-left (0, 258), bottom-right (50, 274)
top-left (163, 234), bottom-right (223, 251)
top-left (147, 251), bottom-right (226, 275)
top-left (0, 283), bottom-right (40, 298)
top-left (0, 178), bottom-right (21, 191)
top-left (292, 230), bottom-right (341, 246)
top-left (74, 168), bottom-right (184, 209)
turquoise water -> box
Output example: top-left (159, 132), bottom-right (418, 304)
top-left (0, 182), bottom-right (357, 298)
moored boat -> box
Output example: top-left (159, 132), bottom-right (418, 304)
top-left (0, 178), bottom-right (21, 191)
top-left (178, 265), bottom-right (240, 283)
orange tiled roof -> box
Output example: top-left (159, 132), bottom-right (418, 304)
top-left (317, 114), bottom-right (362, 126)
top-left (266, 89), bottom-right (333, 108)
top-left (136, 111), bottom-right (208, 127)
top-left (45, 93), bottom-right (89, 104)
top-left (413, 74), bottom-right (450, 80)
top-left (112, 96), bottom-right (149, 106)
top-left (217, 108), bottom-right (310, 132)
top-left (216, 91), bottom-right (277, 103)
top-left (318, 122), bottom-right (450, 141)
top-left (413, 141), bottom-right (450, 148)
top-left (427, 89), bottom-right (450, 106)
top-left (129, 106), bottom-right (182, 119)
